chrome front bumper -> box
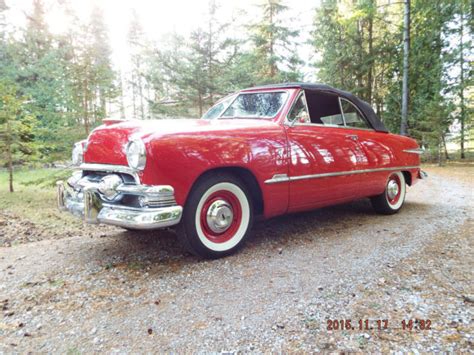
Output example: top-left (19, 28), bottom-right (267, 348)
top-left (57, 170), bottom-right (182, 230)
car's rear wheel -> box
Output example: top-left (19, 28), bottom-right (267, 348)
top-left (178, 173), bottom-right (253, 259)
top-left (370, 171), bottom-right (406, 215)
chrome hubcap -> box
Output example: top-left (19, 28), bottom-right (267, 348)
top-left (387, 180), bottom-right (399, 200)
top-left (206, 200), bottom-right (233, 233)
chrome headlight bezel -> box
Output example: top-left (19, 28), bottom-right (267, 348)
top-left (126, 139), bottom-right (147, 170)
top-left (72, 141), bottom-right (85, 166)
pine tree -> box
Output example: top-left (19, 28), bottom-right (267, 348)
top-left (148, 31), bottom-right (190, 117)
top-left (0, 0), bottom-right (9, 77)
top-left (313, 0), bottom-right (461, 160)
top-left (0, 80), bottom-right (36, 192)
top-left (453, 0), bottom-right (473, 159)
top-left (18, 0), bottom-right (74, 159)
top-left (0, 0), bottom-right (7, 38)
top-left (405, 0), bottom-right (456, 149)
top-left (313, 0), bottom-right (382, 101)
top-left (128, 10), bottom-right (147, 119)
top-left (61, 5), bottom-right (117, 134)
top-left (89, 6), bottom-right (116, 121)
top-left (147, 1), bottom-right (237, 117)
top-left (250, 0), bottom-right (300, 83)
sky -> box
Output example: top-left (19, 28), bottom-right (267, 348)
top-left (4, 0), bottom-right (318, 79)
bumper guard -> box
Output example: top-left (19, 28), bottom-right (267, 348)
top-left (57, 176), bottom-right (183, 230)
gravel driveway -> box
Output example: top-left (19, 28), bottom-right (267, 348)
top-left (0, 166), bottom-right (472, 352)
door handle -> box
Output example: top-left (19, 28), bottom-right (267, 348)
top-left (346, 134), bottom-right (358, 141)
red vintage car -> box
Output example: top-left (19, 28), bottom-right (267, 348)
top-left (57, 83), bottom-right (426, 258)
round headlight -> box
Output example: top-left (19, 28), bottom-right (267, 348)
top-left (126, 139), bottom-right (146, 170)
top-left (72, 142), bottom-right (84, 166)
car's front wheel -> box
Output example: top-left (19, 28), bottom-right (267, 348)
top-left (370, 171), bottom-right (406, 215)
top-left (178, 173), bottom-right (253, 259)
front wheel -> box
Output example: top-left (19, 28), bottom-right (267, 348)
top-left (178, 173), bottom-right (253, 259)
top-left (370, 171), bottom-right (406, 215)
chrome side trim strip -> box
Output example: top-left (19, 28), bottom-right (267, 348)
top-left (403, 148), bottom-right (424, 155)
top-left (265, 175), bottom-right (290, 184)
top-left (264, 166), bottom-right (420, 184)
top-left (266, 173), bottom-right (289, 183)
top-left (77, 163), bottom-right (140, 183)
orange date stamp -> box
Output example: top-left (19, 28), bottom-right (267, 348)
top-left (327, 319), bottom-right (432, 331)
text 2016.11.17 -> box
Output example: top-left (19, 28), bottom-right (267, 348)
top-left (327, 319), bottom-right (432, 331)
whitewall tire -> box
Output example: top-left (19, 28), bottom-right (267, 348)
top-left (371, 171), bottom-right (406, 214)
top-left (178, 173), bottom-right (253, 259)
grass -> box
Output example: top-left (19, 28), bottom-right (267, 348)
top-left (0, 167), bottom-right (82, 230)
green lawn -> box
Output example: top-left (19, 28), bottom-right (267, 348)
top-left (0, 168), bottom-right (82, 230)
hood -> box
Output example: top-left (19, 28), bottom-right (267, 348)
top-left (83, 118), bottom-right (278, 166)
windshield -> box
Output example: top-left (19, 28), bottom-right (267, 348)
top-left (221, 92), bottom-right (288, 119)
top-left (203, 91), bottom-right (288, 120)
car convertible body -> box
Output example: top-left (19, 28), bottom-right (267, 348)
top-left (58, 82), bottom-right (426, 258)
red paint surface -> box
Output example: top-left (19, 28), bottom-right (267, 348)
top-left (83, 88), bottom-right (421, 219)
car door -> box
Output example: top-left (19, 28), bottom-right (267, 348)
top-left (284, 90), bottom-right (366, 212)
top-left (338, 98), bottom-right (388, 197)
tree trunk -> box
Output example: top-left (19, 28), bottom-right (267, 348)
top-left (367, 1), bottom-right (374, 104)
top-left (442, 133), bottom-right (450, 161)
top-left (100, 88), bottom-right (106, 119)
top-left (137, 59), bottom-right (145, 120)
top-left (208, 5), bottom-right (214, 103)
top-left (132, 72), bottom-right (137, 119)
top-left (269, 2), bottom-right (276, 78)
top-left (459, 3), bottom-right (465, 159)
top-left (83, 75), bottom-right (90, 135)
top-left (119, 73), bottom-right (126, 119)
top-left (400, 0), bottom-right (410, 136)
top-left (437, 140), bottom-right (443, 167)
top-left (198, 91), bottom-right (203, 117)
top-left (83, 92), bottom-right (89, 135)
top-left (6, 119), bottom-right (13, 193)
top-left (356, 17), bottom-right (364, 95)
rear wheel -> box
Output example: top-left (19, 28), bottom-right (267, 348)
top-left (178, 173), bottom-right (253, 259)
top-left (370, 171), bottom-right (406, 215)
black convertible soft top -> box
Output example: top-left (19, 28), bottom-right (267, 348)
top-left (243, 82), bottom-right (388, 133)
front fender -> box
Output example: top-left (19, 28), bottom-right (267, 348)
top-left (141, 125), bottom-right (289, 218)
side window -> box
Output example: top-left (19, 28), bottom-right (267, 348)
top-left (340, 98), bottom-right (371, 129)
top-left (312, 93), bottom-right (344, 126)
top-left (288, 93), bottom-right (310, 123)
top-left (320, 112), bottom-right (344, 126)
top-left (202, 95), bottom-right (235, 119)
top-left (202, 102), bottom-right (225, 119)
